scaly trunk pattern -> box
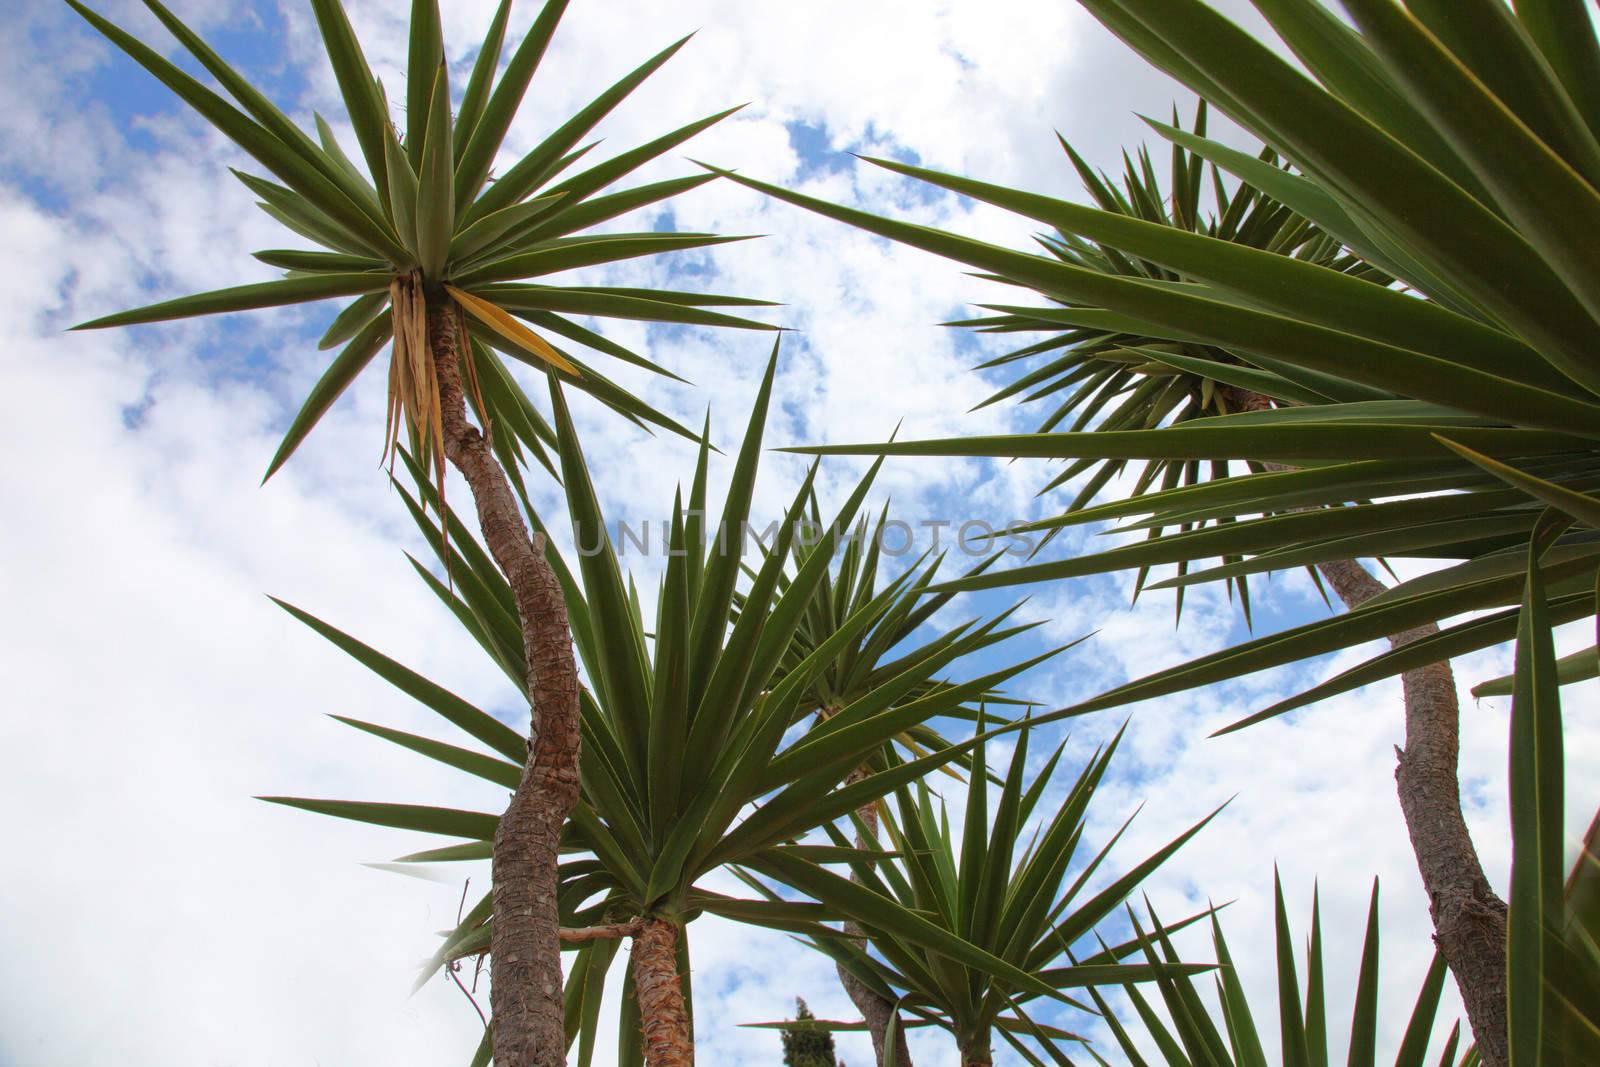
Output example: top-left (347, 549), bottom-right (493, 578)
top-left (633, 916), bottom-right (695, 1066)
top-left (429, 296), bottom-right (583, 1067)
top-left (1226, 387), bottom-right (1508, 1064)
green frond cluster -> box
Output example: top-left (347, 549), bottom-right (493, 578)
top-left (744, 719), bottom-right (1221, 1063)
top-left (69, 0), bottom-right (778, 483)
top-left (736, 0), bottom-right (1600, 731)
top-left (266, 345), bottom-right (1105, 1061)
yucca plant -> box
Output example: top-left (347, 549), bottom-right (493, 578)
top-left (758, 497), bottom-right (1024, 724)
top-left (742, 720), bottom-right (1222, 1066)
top-left (753, 498), bottom-right (1033, 1065)
top-left (65, 2), bottom-right (774, 1061)
top-left (266, 347), bottom-right (1075, 1065)
top-left (711, 2), bottom-right (1600, 1059)
top-left (952, 102), bottom-right (1390, 619)
top-left (1083, 875), bottom-right (1466, 1067)
top-left (70, 0), bottom-right (773, 486)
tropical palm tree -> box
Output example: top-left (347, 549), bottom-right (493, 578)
top-left (710, 2), bottom-right (1600, 1059)
top-left (66, 1), bottom-right (774, 1061)
top-left (743, 719), bottom-right (1222, 1066)
top-left (267, 348), bottom-right (1076, 1064)
top-left (753, 498), bottom-right (1035, 1065)
top-left (949, 102), bottom-right (1391, 619)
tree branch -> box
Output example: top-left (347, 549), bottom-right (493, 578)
top-left (560, 921), bottom-right (643, 944)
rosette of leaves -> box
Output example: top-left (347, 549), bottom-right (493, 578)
top-left (743, 492), bottom-right (1039, 813)
top-left (948, 102), bottom-right (1395, 618)
top-left (68, 0), bottom-right (776, 491)
top-left (740, 719), bottom-right (1222, 1067)
top-left (743, 497), bottom-right (1039, 1062)
top-left (714, 0), bottom-right (1600, 730)
top-left (263, 346), bottom-right (1075, 1063)
top-left (755, 494), bottom-right (1030, 729)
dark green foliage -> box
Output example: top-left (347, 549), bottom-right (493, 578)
top-left (781, 999), bottom-right (839, 1067)
top-left (724, 0), bottom-right (1600, 736)
top-left (266, 345), bottom-right (1072, 1064)
top-left (67, 0), bottom-right (778, 484)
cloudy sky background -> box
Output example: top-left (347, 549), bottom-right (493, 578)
top-left (4, 1), bottom-right (1598, 1064)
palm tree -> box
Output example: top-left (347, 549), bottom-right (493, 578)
top-left (753, 499), bottom-right (1035, 1065)
top-left (66, 2), bottom-right (775, 1061)
top-left (267, 348), bottom-right (1075, 1064)
top-left (718, 112), bottom-right (1508, 1061)
top-left (744, 719), bottom-right (1222, 1066)
top-left (710, 2), bottom-right (1600, 1059)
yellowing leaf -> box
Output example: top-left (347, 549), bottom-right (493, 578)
top-left (445, 284), bottom-right (580, 377)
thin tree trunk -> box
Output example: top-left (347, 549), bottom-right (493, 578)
top-left (632, 916), bottom-right (695, 1066)
top-left (1224, 387), bottom-right (1508, 1064)
top-left (1315, 557), bottom-right (1508, 1066)
top-left (824, 708), bottom-right (913, 1067)
top-left (839, 963), bottom-right (912, 1067)
top-left (958, 1036), bottom-right (992, 1067)
top-left (430, 298), bottom-right (582, 1067)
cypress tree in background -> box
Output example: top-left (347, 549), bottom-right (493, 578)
top-left (781, 999), bottom-right (839, 1067)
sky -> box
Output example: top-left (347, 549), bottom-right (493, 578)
top-left (3, 1), bottom-right (1598, 1065)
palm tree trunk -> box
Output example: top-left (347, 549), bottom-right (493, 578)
top-left (958, 1033), bottom-right (992, 1067)
top-left (1314, 558), bottom-right (1508, 1066)
top-left (430, 299), bottom-right (582, 1067)
top-left (825, 709), bottom-right (913, 1067)
top-left (839, 965), bottom-right (912, 1067)
top-left (1226, 387), bottom-right (1508, 1064)
top-left (632, 916), bottom-right (694, 1066)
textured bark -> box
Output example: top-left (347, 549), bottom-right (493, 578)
top-left (633, 917), bottom-right (695, 1066)
top-left (1316, 557), bottom-right (1508, 1066)
top-left (430, 299), bottom-right (582, 1067)
top-left (823, 708), bottom-right (913, 1067)
top-left (959, 1040), bottom-right (993, 1067)
top-left (1222, 387), bottom-right (1508, 1064)
top-left (842, 971), bottom-right (912, 1067)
